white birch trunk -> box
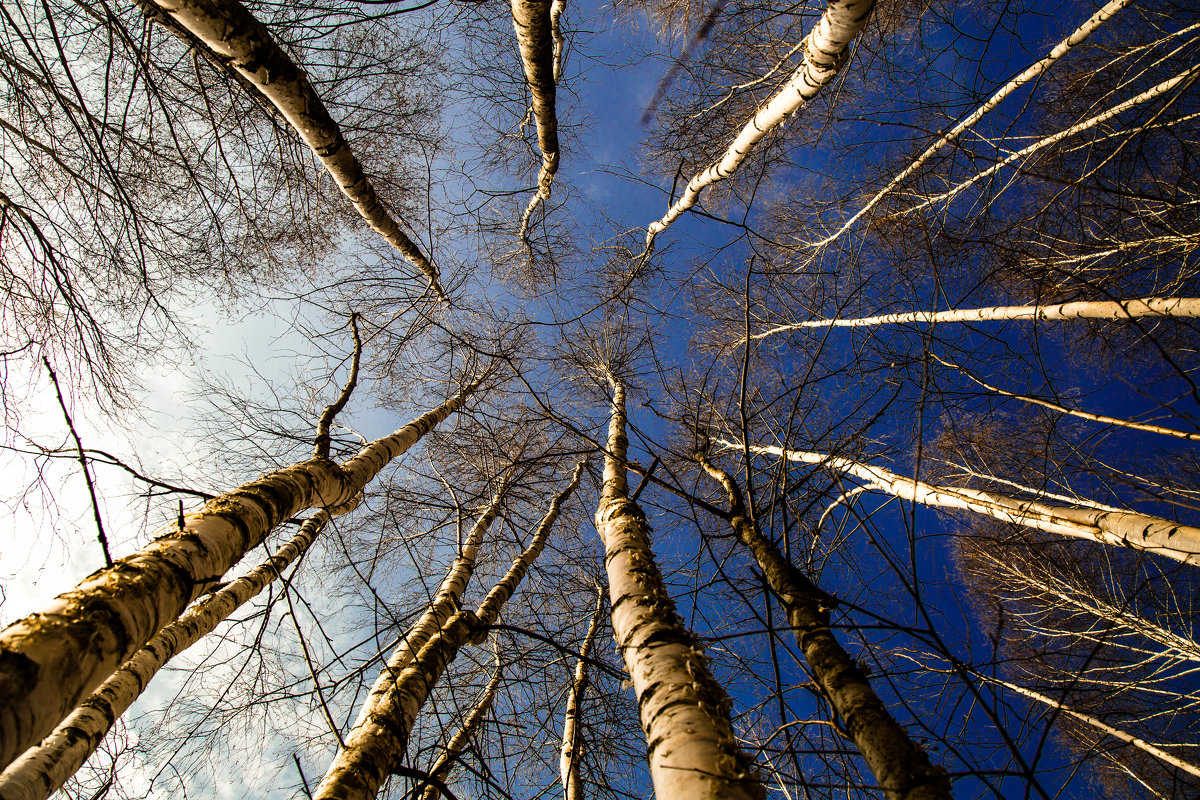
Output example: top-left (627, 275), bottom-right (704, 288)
top-left (141, 0), bottom-right (448, 301)
top-left (418, 654), bottom-right (504, 800)
top-left (0, 380), bottom-right (478, 769)
top-left (319, 476), bottom-right (514, 797)
top-left (474, 461), bottom-right (584, 626)
top-left (313, 463), bottom-right (583, 800)
top-left (729, 441), bottom-right (1200, 565)
top-left (598, 378), bottom-right (765, 800)
top-left (512, 0), bottom-right (562, 242)
top-left (644, 0), bottom-right (874, 250)
top-left (560, 582), bottom-right (604, 800)
top-left (750, 297), bottom-right (1200, 339)
top-left (805, 0), bottom-right (1132, 250)
top-left (0, 511), bottom-right (332, 800)
top-left (698, 457), bottom-right (950, 800)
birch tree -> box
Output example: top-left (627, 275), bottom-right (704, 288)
top-left (559, 581), bottom-right (604, 800)
top-left (955, 526), bottom-right (1200, 797)
top-left (0, 372), bottom-right (483, 769)
top-left (595, 373), bottom-right (765, 800)
top-left (697, 454), bottom-right (951, 800)
top-left (7, 0), bottom-right (1200, 798)
top-left (511, 0), bottom-right (565, 243)
top-left (140, 0), bottom-right (448, 301)
top-left (730, 440), bottom-right (1200, 565)
top-left (642, 0), bottom-right (875, 251)
top-left (313, 460), bottom-right (584, 800)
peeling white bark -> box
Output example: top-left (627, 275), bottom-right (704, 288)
top-left (141, 0), bottom-right (448, 301)
top-left (513, 0), bottom-right (562, 243)
top-left (0, 381), bottom-right (478, 769)
top-left (599, 379), bottom-right (765, 800)
top-left (750, 297), bottom-right (1200, 339)
top-left (805, 0), bottom-right (1133, 250)
top-left (0, 512), bottom-right (333, 800)
top-left (560, 582), bottom-right (603, 800)
top-left (730, 441), bottom-right (1200, 566)
top-left (644, 0), bottom-right (874, 251)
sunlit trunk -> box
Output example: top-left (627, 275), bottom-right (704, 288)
top-left (645, 0), bottom-right (874, 250)
top-left (733, 441), bottom-right (1200, 565)
top-left (313, 463), bottom-right (583, 800)
top-left (142, 0), bottom-right (447, 300)
top-left (903, 65), bottom-right (1200, 216)
top-left (751, 297), bottom-right (1200, 339)
top-left (512, 0), bottom-right (562, 242)
top-left (805, 0), bottom-right (1133, 250)
top-left (598, 377), bottom-right (765, 800)
top-left (0, 511), bottom-right (333, 800)
top-left (560, 581), bottom-right (603, 800)
top-left (0, 380), bottom-right (478, 770)
top-left (418, 653), bottom-right (504, 800)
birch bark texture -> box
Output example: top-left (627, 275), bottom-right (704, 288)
top-left (140, 0), bottom-right (448, 301)
top-left (0, 511), bottom-right (332, 800)
top-left (729, 441), bottom-right (1200, 565)
top-left (749, 297), bottom-right (1200, 339)
top-left (560, 581), bottom-right (604, 800)
top-left (697, 457), bottom-right (951, 800)
top-left (0, 380), bottom-right (478, 770)
top-left (596, 378), bottom-right (765, 800)
top-left (644, 0), bottom-right (875, 250)
top-left (512, 0), bottom-right (563, 242)
top-left (313, 462), bottom-right (584, 800)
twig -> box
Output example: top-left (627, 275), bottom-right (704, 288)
top-left (44, 357), bottom-right (112, 567)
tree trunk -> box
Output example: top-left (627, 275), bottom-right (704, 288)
top-left (732, 441), bottom-right (1200, 565)
top-left (904, 64), bottom-right (1200, 216)
top-left (751, 297), bottom-right (1200, 339)
top-left (140, 0), bottom-right (447, 300)
top-left (0, 511), bottom-right (332, 800)
top-left (512, 0), bottom-right (562, 242)
top-left (698, 456), bottom-right (951, 800)
top-left (315, 474), bottom-right (514, 800)
top-left (597, 377), bottom-right (765, 800)
top-left (0, 380), bottom-right (478, 769)
top-left (644, 0), bottom-right (875, 250)
top-left (560, 581), bottom-right (603, 800)
top-left (313, 462), bottom-right (583, 800)
top-left (805, 0), bottom-right (1132, 250)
